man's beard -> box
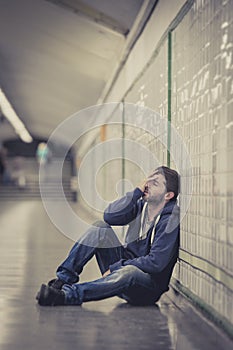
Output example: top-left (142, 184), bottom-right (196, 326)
top-left (146, 192), bottom-right (166, 205)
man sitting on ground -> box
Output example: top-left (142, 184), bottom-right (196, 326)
top-left (37, 166), bottom-right (180, 306)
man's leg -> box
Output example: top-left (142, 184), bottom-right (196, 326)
top-left (53, 221), bottom-right (124, 284)
top-left (38, 265), bottom-right (161, 306)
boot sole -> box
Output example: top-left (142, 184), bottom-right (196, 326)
top-left (37, 284), bottom-right (50, 306)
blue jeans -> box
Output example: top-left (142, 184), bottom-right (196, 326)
top-left (56, 221), bottom-right (161, 305)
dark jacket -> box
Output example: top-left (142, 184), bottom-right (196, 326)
top-left (104, 188), bottom-right (180, 292)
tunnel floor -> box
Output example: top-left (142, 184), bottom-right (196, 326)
top-left (0, 200), bottom-right (232, 350)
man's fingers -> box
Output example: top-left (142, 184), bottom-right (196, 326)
top-left (138, 179), bottom-right (147, 192)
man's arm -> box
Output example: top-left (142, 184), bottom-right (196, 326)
top-left (103, 187), bottom-right (144, 226)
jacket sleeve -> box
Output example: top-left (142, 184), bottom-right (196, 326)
top-left (109, 216), bottom-right (179, 274)
top-left (104, 188), bottom-right (143, 226)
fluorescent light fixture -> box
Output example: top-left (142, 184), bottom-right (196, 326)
top-left (0, 88), bottom-right (33, 143)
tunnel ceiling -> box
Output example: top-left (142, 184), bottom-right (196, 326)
top-left (0, 0), bottom-right (156, 143)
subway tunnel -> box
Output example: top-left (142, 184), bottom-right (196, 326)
top-left (0, 0), bottom-right (233, 349)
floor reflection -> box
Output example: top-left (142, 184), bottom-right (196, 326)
top-left (36, 301), bottom-right (173, 350)
top-left (0, 201), bottom-right (232, 350)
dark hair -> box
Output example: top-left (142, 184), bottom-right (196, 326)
top-left (155, 166), bottom-right (180, 199)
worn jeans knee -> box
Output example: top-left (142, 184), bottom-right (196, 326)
top-left (79, 221), bottom-right (121, 249)
top-left (115, 265), bottom-right (151, 284)
top-left (92, 220), bottom-right (111, 229)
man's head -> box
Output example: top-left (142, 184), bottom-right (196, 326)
top-left (154, 166), bottom-right (180, 199)
top-left (143, 166), bottom-right (180, 205)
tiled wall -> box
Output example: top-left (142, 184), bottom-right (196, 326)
top-left (171, 0), bottom-right (233, 325)
top-left (124, 39), bottom-right (168, 169)
top-left (80, 0), bottom-right (233, 327)
top-left (91, 41), bottom-right (168, 201)
top-left (116, 0), bottom-right (233, 327)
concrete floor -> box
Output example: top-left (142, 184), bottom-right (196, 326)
top-left (0, 200), bottom-right (232, 350)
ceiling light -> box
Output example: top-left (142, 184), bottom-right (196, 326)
top-left (0, 88), bottom-right (33, 143)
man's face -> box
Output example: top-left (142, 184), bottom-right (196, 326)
top-left (143, 172), bottom-right (167, 204)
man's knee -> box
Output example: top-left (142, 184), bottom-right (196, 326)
top-left (79, 221), bottom-right (111, 246)
top-left (87, 220), bottom-right (120, 248)
top-left (111, 266), bottom-right (146, 289)
top-left (92, 220), bottom-right (111, 229)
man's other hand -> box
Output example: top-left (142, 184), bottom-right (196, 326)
top-left (103, 269), bottom-right (111, 277)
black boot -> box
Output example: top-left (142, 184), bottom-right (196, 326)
top-left (37, 284), bottom-right (65, 306)
top-left (48, 278), bottom-right (66, 290)
top-left (36, 278), bottom-right (66, 301)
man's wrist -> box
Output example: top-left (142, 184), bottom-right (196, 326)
top-left (135, 187), bottom-right (144, 197)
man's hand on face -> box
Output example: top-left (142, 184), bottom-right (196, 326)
top-left (137, 178), bottom-right (148, 193)
top-left (137, 171), bottom-right (159, 198)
